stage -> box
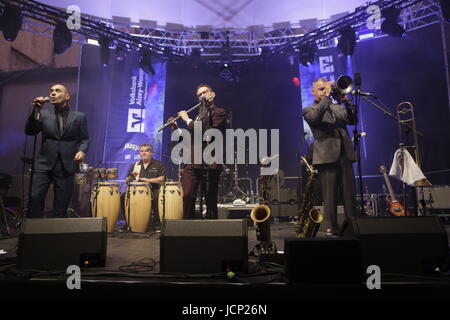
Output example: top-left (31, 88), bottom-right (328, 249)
top-left (1, 220), bottom-right (450, 305)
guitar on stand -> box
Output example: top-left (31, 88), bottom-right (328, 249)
top-left (379, 165), bottom-right (407, 216)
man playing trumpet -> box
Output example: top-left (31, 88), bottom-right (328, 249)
top-left (302, 78), bottom-right (358, 236)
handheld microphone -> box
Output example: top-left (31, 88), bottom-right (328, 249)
top-left (33, 97), bottom-right (50, 120)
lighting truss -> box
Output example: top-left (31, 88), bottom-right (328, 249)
top-left (0, 0), bottom-right (443, 65)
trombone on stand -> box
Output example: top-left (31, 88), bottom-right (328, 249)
top-left (396, 102), bottom-right (430, 215)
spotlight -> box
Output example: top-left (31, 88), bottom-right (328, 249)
top-left (98, 36), bottom-right (111, 66)
top-left (299, 44), bottom-right (317, 67)
top-left (337, 26), bottom-right (356, 56)
top-left (219, 63), bottom-right (237, 82)
top-left (139, 51), bottom-right (155, 75)
top-left (441, 0), bottom-right (450, 22)
top-left (115, 46), bottom-right (126, 62)
top-left (381, 7), bottom-right (405, 37)
top-left (0, 3), bottom-right (22, 41)
top-left (53, 22), bottom-right (72, 54)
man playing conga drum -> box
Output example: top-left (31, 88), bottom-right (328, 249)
top-left (125, 144), bottom-right (166, 231)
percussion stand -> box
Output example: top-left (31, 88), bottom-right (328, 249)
top-left (161, 176), bottom-right (167, 231)
top-left (125, 179), bottom-right (132, 232)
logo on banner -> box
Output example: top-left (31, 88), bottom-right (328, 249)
top-left (319, 56), bottom-right (334, 74)
top-left (127, 109), bottom-right (145, 133)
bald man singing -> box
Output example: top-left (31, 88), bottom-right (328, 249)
top-left (25, 84), bottom-right (89, 218)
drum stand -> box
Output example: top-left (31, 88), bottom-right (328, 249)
top-left (161, 176), bottom-right (167, 234)
top-left (125, 182), bottom-right (133, 232)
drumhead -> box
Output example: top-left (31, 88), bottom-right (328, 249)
top-left (95, 182), bottom-right (120, 187)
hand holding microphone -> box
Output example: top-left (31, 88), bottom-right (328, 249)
top-left (32, 96), bottom-right (50, 120)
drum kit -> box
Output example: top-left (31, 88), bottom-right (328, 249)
top-left (77, 163), bottom-right (183, 233)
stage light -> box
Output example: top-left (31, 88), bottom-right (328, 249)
top-left (441, 0), bottom-right (450, 21)
top-left (191, 48), bottom-right (201, 58)
top-left (98, 36), bottom-right (111, 66)
top-left (53, 22), bottom-right (72, 54)
top-left (299, 44), bottom-right (317, 66)
top-left (190, 48), bottom-right (203, 68)
top-left (115, 46), bottom-right (126, 62)
top-left (0, 3), bottom-right (22, 41)
top-left (139, 51), bottom-right (155, 75)
top-left (381, 7), bottom-right (405, 37)
top-left (337, 26), bottom-right (356, 56)
top-left (219, 63), bottom-right (236, 82)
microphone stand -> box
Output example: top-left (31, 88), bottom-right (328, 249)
top-left (25, 107), bottom-right (42, 219)
top-left (351, 90), bottom-right (365, 216)
top-left (26, 132), bottom-right (39, 219)
top-left (203, 106), bottom-right (214, 219)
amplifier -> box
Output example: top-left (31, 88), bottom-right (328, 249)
top-left (416, 185), bottom-right (450, 210)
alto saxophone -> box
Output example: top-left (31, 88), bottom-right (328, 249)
top-left (296, 157), bottom-right (324, 238)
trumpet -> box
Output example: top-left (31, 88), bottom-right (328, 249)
top-left (330, 75), bottom-right (353, 100)
top-left (157, 101), bottom-right (202, 132)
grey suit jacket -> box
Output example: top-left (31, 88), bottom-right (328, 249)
top-left (25, 106), bottom-right (89, 173)
top-left (303, 97), bottom-right (356, 165)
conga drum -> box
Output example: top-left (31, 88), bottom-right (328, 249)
top-left (74, 173), bottom-right (91, 185)
top-left (124, 182), bottom-right (152, 233)
top-left (91, 182), bottom-right (120, 233)
top-left (106, 168), bottom-right (118, 180)
top-left (92, 168), bottom-right (106, 180)
top-left (158, 182), bottom-right (183, 221)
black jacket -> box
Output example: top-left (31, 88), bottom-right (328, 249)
top-left (25, 106), bottom-right (89, 173)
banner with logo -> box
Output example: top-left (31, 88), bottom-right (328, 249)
top-left (103, 55), bottom-right (166, 181)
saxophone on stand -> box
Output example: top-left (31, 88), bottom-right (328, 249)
top-left (250, 174), bottom-right (277, 255)
top-left (296, 157), bottom-right (324, 238)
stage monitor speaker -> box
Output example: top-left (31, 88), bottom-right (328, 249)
top-left (18, 217), bottom-right (107, 270)
top-left (160, 219), bottom-right (248, 274)
top-left (284, 237), bottom-right (363, 284)
top-left (340, 216), bottom-right (449, 275)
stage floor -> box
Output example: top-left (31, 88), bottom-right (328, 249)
top-left (1, 221), bottom-right (450, 305)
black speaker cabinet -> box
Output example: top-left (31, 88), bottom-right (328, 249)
top-left (340, 216), bottom-right (449, 275)
top-left (18, 217), bottom-right (107, 270)
top-left (284, 237), bottom-right (363, 284)
top-left (160, 219), bottom-right (248, 274)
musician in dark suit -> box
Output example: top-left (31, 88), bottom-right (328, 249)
top-left (25, 84), bottom-right (89, 218)
top-left (302, 78), bottom-right (357, 236)
top-left (168, 84), bottom-right (227, 219)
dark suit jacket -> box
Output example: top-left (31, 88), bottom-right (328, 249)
top-left (303, 97), bottom-right (356, 165)
top-left (184, 104), bottom-right (227, 170)
top-left (25, 106), bottom-right (89, 173)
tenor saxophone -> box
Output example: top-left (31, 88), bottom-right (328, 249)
top-left (251, 175), bottom-right (276, 254)
top-left (296, 157), bottom-right (324, 238)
